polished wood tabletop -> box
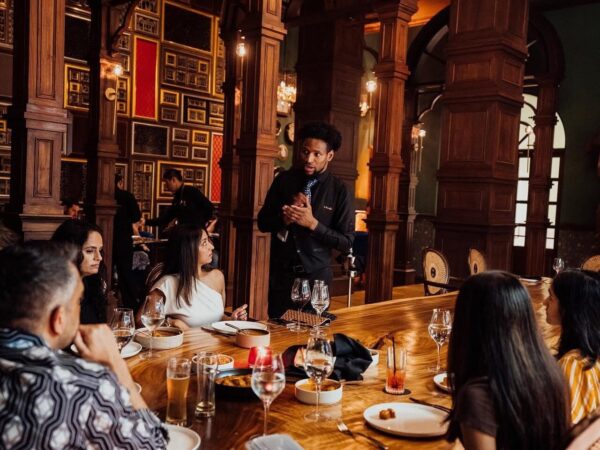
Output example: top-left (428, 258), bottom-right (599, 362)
top-left (127, 280), bottom-right (558, 450)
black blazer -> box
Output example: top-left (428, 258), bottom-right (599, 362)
top-left (146, 184), bottom-right (214, 229)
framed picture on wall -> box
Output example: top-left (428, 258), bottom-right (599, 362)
top-left (192, 129), bottom-right (209, 145)
top-left (172, 128), bottom-right (190, 142)
top-left (132, 122), bottom-right (169, 157)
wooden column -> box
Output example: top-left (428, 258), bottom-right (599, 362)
top-left (524, 77), bottom-right (558, 275)
top-left (434, 0), bottom-right (529, 277)
top-left (8, 0), bottom-right (69, 239)
top-left (294, 17), bottom-right (363, 197)
top-left (232, 0), bottom-right (285, 320)
top-left (365, 0), bottom-right (417, 303)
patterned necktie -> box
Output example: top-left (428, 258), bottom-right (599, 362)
top-left (304, 178), bottom-right (318, 204)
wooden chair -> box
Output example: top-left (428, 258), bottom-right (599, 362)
top-left (564, 409), bottom-right (600, 450)
top-left (422, 248), bottom-right (452, 296)
top-left (468, 248), bottom-right (487, 275)
top-left (582, 255), bottom-right (600, 272)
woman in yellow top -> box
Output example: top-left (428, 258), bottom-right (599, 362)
top-left (546, 269), bottom-right (600, 424)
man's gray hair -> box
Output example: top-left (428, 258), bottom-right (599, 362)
top-left (0, 241), bottom-right (79, 328)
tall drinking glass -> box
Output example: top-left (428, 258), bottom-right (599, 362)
top-left (304, 332), bottom-right (334, 421)
top-left (166, 357), bottom-right (191, 426)
top-left (251, 352), bottom-right (285, 436)
top-left (195, 352), bottom-right (218, 418)
top-left (428, 308), bottom-right (452, 373)
top-left (140, 296), bottom-right (165, 359)
top-left (553, 257), bottom-right (565, 276)
top-left (110, 308), bottom-right (135, 353)
top-left (288, 278), bottom-right (311, 332)
top-left (310, 280), bottom-right (329, 332)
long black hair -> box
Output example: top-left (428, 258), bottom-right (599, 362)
top-left (51, 219), bottom-right (105, 274)
top-left (146, 224), bottom-right (212, 307)
top-left (447, 271), bottom-right (569, 449)
top-left (553, 269), bottom-right (600, 365)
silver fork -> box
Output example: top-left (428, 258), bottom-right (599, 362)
top-left (336, 419), bottom-right (389, 450)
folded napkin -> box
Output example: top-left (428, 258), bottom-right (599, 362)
top-left (280, 309), bottom-right (334, 327)
top-left (245, 434), bottom-right (304, 450)
top-left (282, 333), bottom-right (372, 381)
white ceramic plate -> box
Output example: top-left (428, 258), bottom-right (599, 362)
top-left (363, 402), bottom-right (449, 437)
top-left (433, 372), bottom-right (451, 393)
top-left (165, 424), bottom-right (201, 450)
top-left (70, 341), bottom-right (142, 359)
top-left (210, 321), bottom-right (268, 335)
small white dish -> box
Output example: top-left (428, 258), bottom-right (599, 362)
top-left (121, 341), bottom-right (142, 358)
top-left (165, 424), bottom-right (201, 450)
top-left (368, 349), bottom-right (379, 369)
top-left (433, 372), bottom-right (452, 393)
top-left (191, 353), bottom-right (234, 370)
top-left (363, 402), bottom-right (448, 437)
top-left (295, 379), bottom-right (342, 405)
top-left (210, 321), bottom-right (268, 336)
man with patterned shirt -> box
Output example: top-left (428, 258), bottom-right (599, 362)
top-left (0, 242), bottom-right (168, 449)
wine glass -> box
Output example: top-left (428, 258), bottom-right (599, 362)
top-left (553, 257), bottom-right (565, 276)
top-left (304, 332), bottom-right (334, 421)
top-left (288, 278), bottom-right (311, 332)
top-left (310, 280), bottom-right (330, 332)
top-left (251, 351), bottom-right (285, 436)
top-left (428, 308), bottom-right (452, 373)
top-left (140, 296), bottom-right (165, 360)
top-left (110, 308), bottom-right (135, 353)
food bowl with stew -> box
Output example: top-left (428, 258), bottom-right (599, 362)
top-left (235, 328), bottom-right (270, 349)
top-left (214, 368), bottom-right (257, 400)
top-left (134, 326), bottom-right (184, 350)
top-left (294, 379), bottom-right (343, 405)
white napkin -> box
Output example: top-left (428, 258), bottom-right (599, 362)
top-left (245, 434), bottom-right (304, 450)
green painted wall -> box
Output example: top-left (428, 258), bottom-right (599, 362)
top-left (545, 5), bottom-right (600, 227)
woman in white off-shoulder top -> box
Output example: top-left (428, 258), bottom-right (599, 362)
top-left (141, 225), bottom-right (247, 329)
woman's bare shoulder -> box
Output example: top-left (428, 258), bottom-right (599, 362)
top-left (200, 268), bottom-right (225, 290)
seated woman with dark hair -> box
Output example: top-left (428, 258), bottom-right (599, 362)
top-left (546, 269), bottom-right (600, 424)
top-left (51, 219), bottom-right (107, 324)
top-left (447, 271), bottom-right (569, 450)
top-left (143, 225), bottom-right (247, 330)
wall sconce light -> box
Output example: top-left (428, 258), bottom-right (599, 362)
top-left (276, 72), bottom-right (297, 115)
top-left (113, 63), bottom-right (123, 77)
top-left (236, 36), bottom-right (247, 58)
top-left (411, 122), bottom-right (426, 152)
top-left (359, 77), bottom-right (377, 117)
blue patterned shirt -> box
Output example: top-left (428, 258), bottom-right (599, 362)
top-left (0, 328), bottom-right (168, 449)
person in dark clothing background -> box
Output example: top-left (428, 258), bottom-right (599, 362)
top-left (258, 122), bottom-right (355, 318)
top-left (114, 174), bottom-right (142, 311)
top-left (146, 169), bottom-right (214, 232)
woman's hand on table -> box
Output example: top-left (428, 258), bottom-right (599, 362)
top-left (231, 304), bottom-right (248, 320)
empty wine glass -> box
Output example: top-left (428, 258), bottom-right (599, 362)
top-left (311, 280), bottom-right (330, 332)
top-left (140, 296), bottom-right (165, 360)
top-left (428, 308), bottom-right (452, 373)
top-left (304, 332), bottom-right (334, 421)
top-left (553, 257), bottom-right (565, 276)
top-left (251, 351), bottom-right (285, 436)
top-left (110, 308), bottom-right (135, 353)
top-left (288, 278), bottom-right (310, 332)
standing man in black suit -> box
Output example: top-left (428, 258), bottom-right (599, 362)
top-left (113, 174), bottom-right (142, 310)
top-left (258, 122), bottom-right (355, 318)
top-left (146, 169), bottom-right (214, 231)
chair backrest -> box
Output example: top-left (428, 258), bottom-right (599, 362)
top-left (565, 409), bottom-right (600, 450)
top-left (422, 248), bottom-right (450, 296)
top-left (468, 248), bottom-right (487, 275)
top-left (582, 255), bottom-right (600, 272)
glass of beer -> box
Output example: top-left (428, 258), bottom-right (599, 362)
top-left (385, 346), bottom-right (407, 395)
top-left (166, 357), bottom-right (191, 425)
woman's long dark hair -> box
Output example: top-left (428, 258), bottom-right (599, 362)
top-left (146, 225), bottom-right (211, 307)
top-left (553, 269), bottom-right (600, 365)
top-left (447, 271), bottom-right (569, 449)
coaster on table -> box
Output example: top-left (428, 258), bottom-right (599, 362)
top-left (280, 310), bottom-right (331, 327)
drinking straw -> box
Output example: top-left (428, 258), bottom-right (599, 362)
top-left (392, 336), bottom-right (397, 374)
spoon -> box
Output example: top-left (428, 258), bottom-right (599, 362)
top-left (225, 323), bottom-right (243, 332)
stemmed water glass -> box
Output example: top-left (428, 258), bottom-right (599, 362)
top-left (553, 257), bottom-right (565, 276)
top-left (251, 352), bottom-right (285, 436)
top-left (304, 332), bottom-right (334, 421)
top-left (310, 280), bottom-right (330, 332)
top-left (140, 296), bottom-right (165, 360)
top-left (288, 278), bottom-right (311, 332)
top-left (428, 308), bottom-right (452, 373)
top-left (110, 308), bottom-right (135, 353)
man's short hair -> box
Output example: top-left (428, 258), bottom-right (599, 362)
top-left (297, 122), bottom-right (342, 152)
top-left (115, 174), bottom-right (124, 185)
top-left (0, 242), bottom-right (79, 328)
top-left (61, 198), bottom-right (79, 208)
top-left (162, 169), bottom-right (182, 181)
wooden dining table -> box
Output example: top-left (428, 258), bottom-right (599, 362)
top-left (127, 280), bottom-right (558, 450)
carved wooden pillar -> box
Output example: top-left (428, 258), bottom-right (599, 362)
top-left (232, 0), bottom-right (285, 320)
top-left (365, 0), bottom-right (417, 303)
top-left (8, 0), bottom-right (69, 239)
top-left (85, 0), bottom-right (125, 281)
top-left (294, 17), bottom-right (363, 197)
top-left (434, 0), bottom-right (529, 277)
top-left (524, 77), bottom-right (558, 275)
top-left (394, 88), bottom-right (418, 285)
